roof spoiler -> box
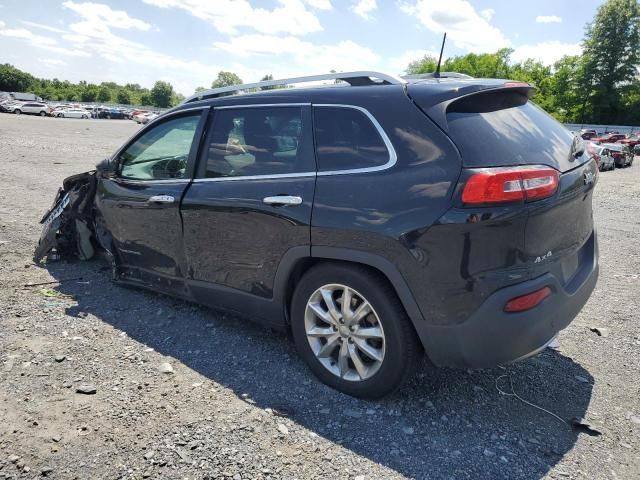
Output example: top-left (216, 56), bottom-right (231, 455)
top-left (408, 81), bottom-right (535, 132)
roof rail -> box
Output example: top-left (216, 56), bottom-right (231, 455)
top-left (402, 72), bottom-right (473, 80)
top-left (182, 71), bottom-right (406, 104)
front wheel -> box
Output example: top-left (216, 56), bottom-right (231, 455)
top-left (291, 264), bottom-right (422, 399)
top-left (14, 109), bottom-right (21, 115)
top-left (82, 114), bottom-right (88, 119)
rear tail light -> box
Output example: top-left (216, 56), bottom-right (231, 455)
top-left (504, 287), bottom-right (552, 313)
top-left (461, 166), bottom-right (559, 205)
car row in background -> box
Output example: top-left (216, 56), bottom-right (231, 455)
top-left (588, 141), bottom-right (636, 171)
top-left (580, 128), bottom-right (640, 147)
top-left (0, 99), bottom-right (161, 122)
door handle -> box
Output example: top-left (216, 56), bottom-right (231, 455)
top-left (263, 195), bottom-right (303, 206)
top-left (148, 195), bottom-right (175, 203)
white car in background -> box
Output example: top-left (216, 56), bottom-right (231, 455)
top-left (141, 112), bottom-right (159, 124)
top-left (54, 108), bottom-right (91, 119)
top-left (13, 102), bottom-right (51, 116)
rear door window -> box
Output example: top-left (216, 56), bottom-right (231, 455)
top-left (313, 106), bottom-right (391, 172)
top-left (204, 106), bottom-right (313, 178)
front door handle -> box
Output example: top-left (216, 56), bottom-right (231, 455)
top-left (148, 195), bottom-right (175, 204)
top-left (263, 195), bottom-right (303, 206)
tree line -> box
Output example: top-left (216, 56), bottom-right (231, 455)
top-left (407, 0), bottom-right (640, 125)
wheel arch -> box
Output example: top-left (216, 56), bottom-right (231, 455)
top-left (275, 246), bottom-right (426, 331)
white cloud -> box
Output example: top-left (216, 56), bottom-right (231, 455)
top-left (0, 25), bottom-right (90, 56)
top-left (400, 0), bottom-right (509, 52)
top-left (304, 0), bottom-right (332, 9)
top-left (480, 8), bottom-right (495, 21)
top-left (213, 34), bottom-right (379, 76)
top-left (39, 58), bottom-right (68, 67)
top-left (352, 0), bottom-right (377, 20)
top-left (142, 0), bottom-right (323, 35)
top-left (512, 41), bottom-right (581, 65)
top-left (536, 15), bottom-right (562, 23)
top-left (21, 20), bottom-right (67, 34)
top-left (62, 1), bottom-right (151, 30)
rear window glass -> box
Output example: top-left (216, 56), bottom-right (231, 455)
top-left (313, 106), bottom-right (389, 172)
top-left (447, 101), bottom-right (574, 167)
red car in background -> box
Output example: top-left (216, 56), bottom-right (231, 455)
top-left (591, 133), bottom-right (626, 143)
top-left (619, 133), bottom-right (640, 148)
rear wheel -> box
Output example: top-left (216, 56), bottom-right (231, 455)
top-left (39, 111), bottom-right (46, 117)
top-left (291, 263), bottom-right (422, 398)
top-left (82, 114), bottom-right (88, 119)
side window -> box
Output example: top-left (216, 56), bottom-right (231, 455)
top-left (119, 114), bottom-right (200, 180)
top-left (313, 106), bottom-right (390, 172)
top-left (205, 107), bottom-right (306, 178)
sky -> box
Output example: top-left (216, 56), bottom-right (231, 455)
top-left (0, 0), bottom-right (604, 95)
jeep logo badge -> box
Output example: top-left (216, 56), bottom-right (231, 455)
top-left (584, 170), bottom-right (595, 185)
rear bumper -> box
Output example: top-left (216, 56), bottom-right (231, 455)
top-left (422, 231), bottom-right (599, 369)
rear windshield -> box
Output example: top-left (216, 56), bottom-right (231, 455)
top-left (447, 100), bottom-right (574, 168)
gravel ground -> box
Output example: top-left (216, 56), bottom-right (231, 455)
top-left (0, 114), bottom-right (638, 480)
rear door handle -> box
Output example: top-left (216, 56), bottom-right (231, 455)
top-left (263, 195), bottom-right (303, 206)
top-left (148, 195), bottom-right (175, 203)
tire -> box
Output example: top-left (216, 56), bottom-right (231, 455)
top-left (82, 115), bottom-right (88, 119)
top-left (290, 263), bottom-right (422, 399)
top-left (14, 109), bottom-right (21, 115)
top-left (106, 114), bottom-right (111, 119)
top-left (60, 114), bottom-right (65, 118)
top-left (39, 111), bottom-right (46, 117)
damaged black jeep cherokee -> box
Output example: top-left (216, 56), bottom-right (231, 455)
top-left (35, 71), bottom-right (599, 398)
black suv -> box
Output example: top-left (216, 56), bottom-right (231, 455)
top-left (36, 72), bottom-right (599, 398)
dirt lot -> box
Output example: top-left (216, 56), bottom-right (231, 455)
top-left (0, 114), bottom-right (638, 480)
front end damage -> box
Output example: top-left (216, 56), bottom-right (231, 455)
top-left (34, 171), bottom-right (100, 263)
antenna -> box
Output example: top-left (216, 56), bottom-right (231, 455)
top-left (434, 32), bottom-right (447, 79)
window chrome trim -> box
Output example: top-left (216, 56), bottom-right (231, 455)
top-left (190, 103), bottom-right (396, 183)
top-left (214, 103), bottom-right (310, 110)
top-left (192, 172), bottom-right (316, 183)
top-left (114, 178), bottom-right (191, 185)
top-left (313, 104), bottom-right (397, 176)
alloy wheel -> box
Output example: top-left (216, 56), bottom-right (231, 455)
top-left (304, 284), bottom-right (386, 382)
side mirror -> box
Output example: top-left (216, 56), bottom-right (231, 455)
top-left (96, 157), bottom-right (117, 177)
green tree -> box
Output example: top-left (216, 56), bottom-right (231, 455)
top-left (97, 86), bottom-right (111, 103)
top-left (80, 86), bottom-right (98, 102)
top-left (0, 63), bottom-right (35, 92)
top-left (581, 0), bottom-right (640, 123)
top-left (139, 92), bottom-right (153, 106)
top-left (194, 86), bottom-right (207, 92)
top-left (116, 89), bottom-right (132, 105)
top-left (150, 80), bottom-right (174, 107)
top-left (211, 71), bottom-right (243, 88)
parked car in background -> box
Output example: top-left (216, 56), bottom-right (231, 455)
top-left (132, 111), bottom-right (150, 123)
top-left (588, 143), bottom-right (615, 171)
top-left (140, 112), bottom-right (158, 124)
top-left (601, 142), bottom-right (633, 168)
top-left (13, 102), bottom-right (51, 116)
top-left (55, 107), bottom-right (91, 119)
top-left (592, 133), bottom-right (626, 144)
top-left (96, 108), bottom-right (126, 119)
top-left (619, 133), bottom-right (640, 148)
top-left (580, 129), bottom-right (597, 140)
